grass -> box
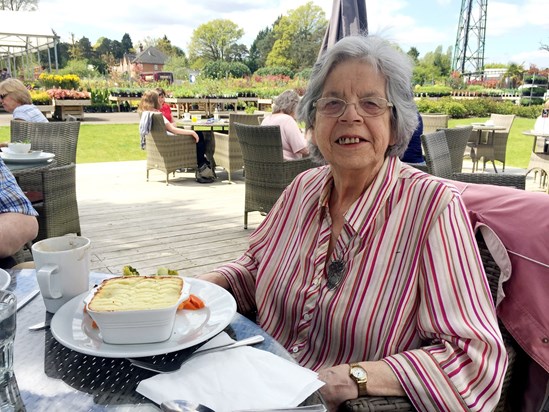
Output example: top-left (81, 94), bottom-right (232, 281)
top-left (0, 116), bottom-right (537, 168)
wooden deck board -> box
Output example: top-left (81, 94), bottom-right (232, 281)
top-left (76, 161), bottom-right (263, 275)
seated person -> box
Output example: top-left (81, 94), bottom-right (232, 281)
top-left (0, 78), bottom-right (48, 123)
top-left (198, 35), bottom-right (506, 411)
top-left (155, 87), bottom-right (174, 124)
top-left (137, 90), bottom-right (215, 183)
top-left (0, 159), bottom-right (38, 269)
top-left (400, 112), bottom-right (425, 166)
top-left (261, 89), bottom-right (309, 160)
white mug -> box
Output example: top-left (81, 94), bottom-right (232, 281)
top-left (32, 236), bottom-right (91, 313)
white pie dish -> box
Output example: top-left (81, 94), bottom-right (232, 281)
top-left (85, 276), bottom-right (191, 345)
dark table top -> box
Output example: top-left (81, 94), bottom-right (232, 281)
top-left (5, 270), bottom-right (322, 411)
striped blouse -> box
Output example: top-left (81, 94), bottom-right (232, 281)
top-left (215, 156), bottom-right (507, 411)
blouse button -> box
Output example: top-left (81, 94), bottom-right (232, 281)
top-left (291, 346), bottom-right (299, 353)
top-left (542, 338), bottom-right (549, 344)
top-left (304, 313), bottom-right (312, 321)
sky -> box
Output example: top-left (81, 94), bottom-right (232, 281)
top-left (33, 0), bottom-right (549, 69)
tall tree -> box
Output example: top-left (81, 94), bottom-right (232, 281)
top-left (0, 0), bottom-right (38, 10)
top-left (188, 19), bottom-right (244, 63)
top-left (266, 2), bottom-right (327, 71)
top-left (407, 47), bottom-right (420, 64)
top-left (121, 33), bottom-right (133, 54)
top-left (156, 35), bottom-right (185, 58)
top-left (77, 36), bottom-right (94, 60)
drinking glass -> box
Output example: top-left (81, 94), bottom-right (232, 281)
top-left (0, 291), bottom-right (16, 382)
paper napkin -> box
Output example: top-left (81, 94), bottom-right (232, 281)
top-left (136, 332), bottom-right (324, 412)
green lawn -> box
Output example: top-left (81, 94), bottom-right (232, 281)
top-left (0, 117), bottom-right (536, 168)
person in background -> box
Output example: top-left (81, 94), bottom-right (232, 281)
top-left (400, 112), bottom-right (425, 166)
top-left (0, 158), bottom-right (38, 269)
top-left (0, 78), bottom-right (48, 122)
top-left (261, 89), bottom-right (309, 160)
top-left (138, 90), bottom-right (213, 179)
top-left (197, 35), bottom-right (506, 411)
top-left (1, 68), bottom-right (11, 80)
top-left (155, 87), bottom-right (174, 124)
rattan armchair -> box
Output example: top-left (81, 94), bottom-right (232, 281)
top-left (419, 113), bottom-right (449, 134)
top-left (440, 125), bottom-right (473, 173)
top-left (10, 120), bottom-right (80, 166)
top-left (342, 231), bottom-right (519, 412)
top-left (473, 114), bottom-right (515, 173)
top-left (234, 123), bottom-right (314, 229)
top-left (34, 163), bottom-right (81, 242)
top-left (213, 113), bottom-right (263, 182)
top-left (421, 130), bottom-right (526, 189)
top-left (146, 113), bottom-right (197, 185)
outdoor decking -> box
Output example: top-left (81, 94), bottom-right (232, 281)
top-left (77, 160), bottom-right (263, 277)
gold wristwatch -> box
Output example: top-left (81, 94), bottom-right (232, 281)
top-left (349, 363), bottom-right (368, 397)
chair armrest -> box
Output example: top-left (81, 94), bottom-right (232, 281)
top-left (342, 395), bottom-right (414, 412)
top-left (452, 173), bottom-right (526, 190)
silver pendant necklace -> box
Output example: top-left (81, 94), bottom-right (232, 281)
top-left (326, 258), bottom-right (346, 290)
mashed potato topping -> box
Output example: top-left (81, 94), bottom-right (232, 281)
top-left (88, 276), bottom-right (184, 312)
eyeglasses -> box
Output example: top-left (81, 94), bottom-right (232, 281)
top-left (0, 93), bottom-right (8, 100)
top-left (313, 96), bottom-right (393, 118)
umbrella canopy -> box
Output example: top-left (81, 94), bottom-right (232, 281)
top-left (319, 0), bottom-right (368, 58)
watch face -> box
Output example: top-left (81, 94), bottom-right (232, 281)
top-left (351, 367), bottom-right (367, 380)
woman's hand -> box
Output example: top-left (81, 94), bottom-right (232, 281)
top-left (317, 364), bottom-right (356, 412)
top-left (190, 130), bottom-right (199, 143)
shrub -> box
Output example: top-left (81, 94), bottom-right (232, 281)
top-left (443, 101), bottom-right (467, 118)
top-left (39, 73), bottom-right (81, 90)
top-left (254, 66), bottom-right (295, 78)
top-left (295, 68), bottom-right (312, 80)
top-left (202, 61), bottom-right (251, 80)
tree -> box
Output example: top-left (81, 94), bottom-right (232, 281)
top-left (121, 33), bottom-right (133, 54)
top-left (0, 0), bottom-right (38, 10)
top-left (407, 47), bottom-right (420, 64)
top-left (164, 55), bottom-right (189, 80)
top-left (266, 2), bottom-right (327, 71)
top-left (188, 19), bottom-right (244, 63)
top-left (77, 36), bottom-right (94, 60)
top-left (247, 22), bottom-right (280, 72)
top-left (412, 45), bottom-right (452, 85)
top-left (156, 35), bottom-right (185, 58)
top-left (503, 63), bottom-right (524, 89)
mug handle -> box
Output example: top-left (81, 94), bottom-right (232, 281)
top-left (36, 264), bottom-right (62, 299)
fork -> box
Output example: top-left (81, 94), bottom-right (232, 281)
top-left (128, 335), bottom-right (264, 373)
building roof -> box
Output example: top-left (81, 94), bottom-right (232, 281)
top-left (132, 46), bottom-right (168, 65)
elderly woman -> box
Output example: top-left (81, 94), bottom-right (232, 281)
top-left (261, 89), bottom-right (309, 160)
top-left (199, 35), bottom-right (506, 411)
top-left (0, 78), bottom-right (48, 122)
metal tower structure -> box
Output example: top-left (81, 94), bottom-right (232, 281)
top-left (452, 0), bottom-right (488, 78)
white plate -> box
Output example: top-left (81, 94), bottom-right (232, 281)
top-left (471, 122), bottom-right (486, 127)
top-left (1, 148), bottom-right (43, 158)
top-left (50, 277), bottom-right (237, 358)
top-left (0, 152), bottom-right (55, 164)
top-left (0, 269), bottom-right (11, 290)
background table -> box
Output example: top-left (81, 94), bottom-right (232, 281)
top-left (6, 270), bottom-right (323, 411)
top-left (5, 158), bottom-right (56, 177)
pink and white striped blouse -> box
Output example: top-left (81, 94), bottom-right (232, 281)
top-left (215, 156), bottom-right (507, 411)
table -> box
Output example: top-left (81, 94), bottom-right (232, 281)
top-left (469, 123), bottom-right (506, 172)
top-left (4, 269), bottom-right (323, 411)
top-left (177, 119), bottom-right (230, 133)
top-left (522, 130), bottom-right (549, 191)
top-left (5, 158), bottom-right (57, 177)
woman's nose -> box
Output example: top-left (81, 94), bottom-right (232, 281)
top-left (338, 102), bottom-right (362, 122)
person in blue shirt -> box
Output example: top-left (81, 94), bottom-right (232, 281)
top-left (400, 112), bottom-right (425, 166)
top-left (0, 159), bottom-right (38, 268)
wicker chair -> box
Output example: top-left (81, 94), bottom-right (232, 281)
top-left (34, 164), bottom-right (81, 242)
top-left (234, 123), bottom-right (314, 229)
top-left (10, 120), bottom-right (82, 243)
top-left (342, 230), bottom-right (519, 412)
top-left (419, 113), bottom-right (449, 134)
top-left (473, 114), bottom-right (515, 173)
top-left (213, 113), bottom-right (263, 182)
top-left (440, 125), bottom-right (473, 173)
top-left (146, 113), bottom-right (197, 185)
top-left (421, 130), bottom-right (526, 189)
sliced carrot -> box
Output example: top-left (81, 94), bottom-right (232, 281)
top-left (178, 294), bottom-right (205, 310)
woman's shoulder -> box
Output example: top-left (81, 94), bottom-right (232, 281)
top-left (399, 164), bottom-right (462, 199)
